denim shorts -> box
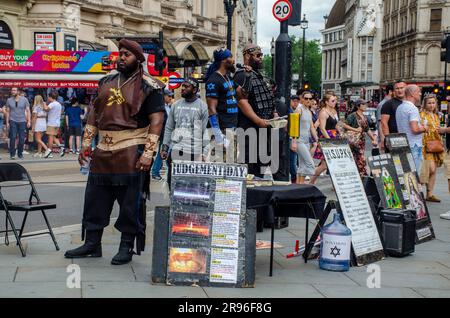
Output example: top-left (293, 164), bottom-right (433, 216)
top-left (410, 144), bottom-right (423, 172)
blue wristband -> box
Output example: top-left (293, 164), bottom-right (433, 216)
top-left (209, 114), bottom-right (223, 144)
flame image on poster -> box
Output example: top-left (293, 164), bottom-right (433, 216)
top-left (172, 212), bottom-right (210, 238)
top-left (381, 167), bottom-right (402, 209)
top-left (168, 248), bottom-right (207, 274)
top-left (404, 172), bottom-right (427, 220)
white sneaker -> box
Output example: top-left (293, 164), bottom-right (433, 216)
top-left (33, 152), bottom-right (40, 158)
top-left (60, 147), bottom-right (65, 157)
top-left (440, 211), bottom-right (450, 220)
top-left (44, 149), bottom-right (52, 158)
top-left (22, 150), bottom-right (30, 155)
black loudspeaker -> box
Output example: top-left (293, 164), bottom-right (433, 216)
top-left (380, 209), bottom-right (416, 257)
top-left (274, 216), bottom-right (289, 229)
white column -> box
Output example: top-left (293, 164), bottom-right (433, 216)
top-left (328, 50), bottom-right (332, 80)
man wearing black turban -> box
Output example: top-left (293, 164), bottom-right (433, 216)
top-left (65, 39), bottom-right (165, 265)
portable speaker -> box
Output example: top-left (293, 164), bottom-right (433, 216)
top-left (380, 209), bottom-right (416, 257)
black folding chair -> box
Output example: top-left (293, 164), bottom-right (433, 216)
top-left (0, 163), bottom-right (59, 256)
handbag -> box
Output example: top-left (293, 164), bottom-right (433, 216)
top-left (425, 140), bottom-right (444, 153)
top-left (423, 113), bottom-right (444, 153)
top-left (336, 121), bottom-right (361, 148)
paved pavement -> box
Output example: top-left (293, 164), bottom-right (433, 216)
top-left (1, 150), bottom-right (450, 298)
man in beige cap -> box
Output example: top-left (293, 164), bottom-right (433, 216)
top-left (234, 43), bottom-right (278, 177)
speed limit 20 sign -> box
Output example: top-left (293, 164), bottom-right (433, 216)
top-left (273, 0), bottom-right (292, 22)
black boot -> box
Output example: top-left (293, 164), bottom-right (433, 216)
top-left (64, 229), bottom-right (103, 258)
top-left (111, 233), bottom-right (135, 265)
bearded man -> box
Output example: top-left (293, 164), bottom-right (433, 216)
top-left (64, 39), bottom-right (165, 265)
top-left (234, 44), bottom-right (278, 177)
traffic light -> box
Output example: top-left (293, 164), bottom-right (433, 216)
top-left (433, 83), bottom-right (440, 94)
top-left (303, 82), bottom-right (310, 91)
top-left (445, 82), bottom-right (450, 98)
top-left (441, 35), bottom-right (450, 63)
top-left (155, 48), bottom-right (166, 76)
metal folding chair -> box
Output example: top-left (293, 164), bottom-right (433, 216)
top-left (0, 163), bottom-right (59, 256)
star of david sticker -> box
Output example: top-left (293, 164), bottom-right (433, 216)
top-left (207, 83), bottom-right (216, 90)
top-left (102, 134), bottom-right (113, 146)
top-left (330, 246), bottom-right (341, 258)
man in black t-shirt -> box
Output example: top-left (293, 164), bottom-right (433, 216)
top-left (233, 43), bottom-right (277, 177)
top-left (205, 48), bottom-right (244, 160)
top-left (205, 48), bottom-right (242, 130)
top-left (380, 81), bottom-right (406, 150)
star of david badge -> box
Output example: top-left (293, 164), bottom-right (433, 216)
top-left (103, 134), bottom-right (114, 146)
top-left (330, 246), bottom-right (341, 258)
top-left (207, 83), bottom-right (216, 90)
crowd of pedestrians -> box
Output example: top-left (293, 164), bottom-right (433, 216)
top-left (0, 87), bottom-right (90, 160)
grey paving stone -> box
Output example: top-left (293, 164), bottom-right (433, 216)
top-left (403, 250), bottom-right (450, 262)
top-left (82, 282), bottom-right (207, 298)
top-left (255, 267), bottom-right (359, 286)
top-left (15, 266), bottom-right (70, 282)
top-left (132, 264), bottom-right (151, 282)
top-left (344, 271), bottom-right (450, 289)
top-left (0, 254), bottom-right (71, 267)
top-left (349, 260), bottom-right (450, 275)
top-left (415, 240), bottom-right (450, 253)
top-left (77, 266), bottom-right (136, 282)
top-left (313, 284), bottom-right (423, 298)
top-left (0, 282), bottom-right (81, 298)
top-left (15, 265), bottom-right (136, 282)
top-left (0, 242), bottom-right (28, 256)
top-left (203, 283), bottom-right (324, 298)
top-left (413, 288), bottom-right (450, 298)
top-left (0, 267), bottom-right (17, 282)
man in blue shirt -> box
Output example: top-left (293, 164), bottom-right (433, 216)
top-left (65, 97), bottom-right (84, 154)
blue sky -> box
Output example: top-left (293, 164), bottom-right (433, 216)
top-left (257, 0), bottom-right (335, 54)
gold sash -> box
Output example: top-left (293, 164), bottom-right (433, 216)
top-left (97, 126), bottom-right (149, 151)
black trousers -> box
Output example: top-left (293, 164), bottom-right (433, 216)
top-left (241, 128), bottom-right (272, 178)
top-left (82, 180), bottom-right (147, 253)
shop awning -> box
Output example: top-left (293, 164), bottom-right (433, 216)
top-left (181, 42), bottom-right (210, 67)
top-left (0, 72), bottom-right (104, 88)
top-left (79, 40), bottom-right (108, 52)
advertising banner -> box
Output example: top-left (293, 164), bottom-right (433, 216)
top-left (0, 49), bottom-right (114, 73)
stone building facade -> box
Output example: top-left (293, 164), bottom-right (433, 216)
top-left (380, 0), bottom-right (450, 87)
top-left (0, 0), bottom-right (257, 75)
top-left (321, 0), bottom-right (346, 97)
top-left (321, 0), bottom-right (384, 101)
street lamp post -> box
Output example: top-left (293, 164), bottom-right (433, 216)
top-left (300, 14), bottom-right (309, 89)
top-left (270, 37), bottom-right (275, 80)
top-left (224, 0), bottom-right (238, 50)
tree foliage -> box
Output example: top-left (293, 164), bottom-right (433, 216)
top-left (262, 37), bottom-right (322, 92)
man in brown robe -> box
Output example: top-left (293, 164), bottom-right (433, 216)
top-left (65, 39), bottom-right (165, 265)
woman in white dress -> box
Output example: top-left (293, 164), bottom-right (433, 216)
top-left (31, 95), bottom-right (49, 157)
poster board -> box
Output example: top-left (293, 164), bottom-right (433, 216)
top-left (367, 154), bottom-right (404, 209)
top-left (320, 139), bottom-right (385, 266)
top-left (165, 161), bottom-right (252, 287)
top-left (385, 134), bottom-right (435, 243)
